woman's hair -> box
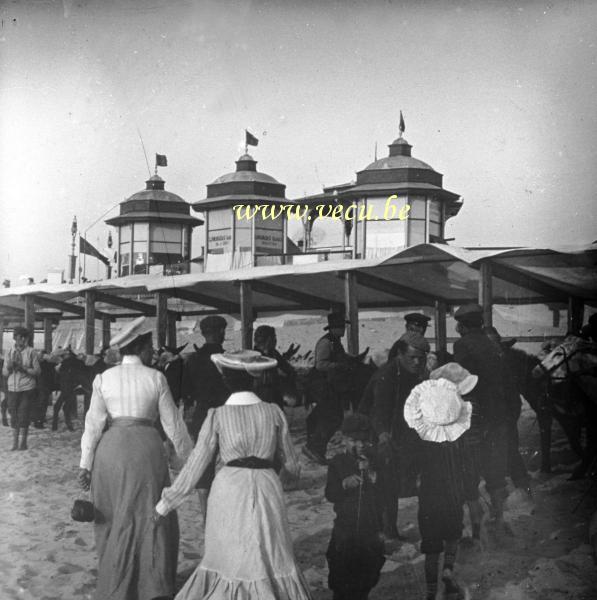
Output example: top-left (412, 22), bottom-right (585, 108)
top-left (254, 325), bottom-right (275, 345)
top-left (120, 332), bottom-right (153, 356)
top-left (221, 367), bottom-right (255, 393)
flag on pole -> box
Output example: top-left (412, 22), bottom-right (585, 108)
top-left (80, 236), bottom-right (110, 266)
top-left (399, 111), bottom-right (405, 136)
top-left (156, 153), bottom-right (168, 167)
top-left (245, 130), bottom-right (259, 147)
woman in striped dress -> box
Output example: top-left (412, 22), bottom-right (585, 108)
top-left (79, 317), bottom-right (193, 600)
top-left (155, 350), bottom-right (312, 600)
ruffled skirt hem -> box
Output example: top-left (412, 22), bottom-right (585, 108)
top-left (175, 565), bottom-right (312, 600)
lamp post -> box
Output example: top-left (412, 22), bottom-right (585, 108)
top-left (69, 216), bottom-right (77, 283)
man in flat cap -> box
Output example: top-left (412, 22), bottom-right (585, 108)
top-left (453, 304), bottom-right (510, 537)
top-left (303, 312), bottom-right (353, 465)
top-left (370, 331), bottom-right (430, 540)
top-left (181, 315), bottom-right (229, 521)
top-left (388, 313), bottom-right (431, 360)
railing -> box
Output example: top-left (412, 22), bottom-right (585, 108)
top-left (254, 248), bottom-right (357, 266)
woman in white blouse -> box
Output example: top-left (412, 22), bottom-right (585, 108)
top-left (154, 350), bottom-right (312, 600)
top-left (78, 317), bottom-right (192, 600)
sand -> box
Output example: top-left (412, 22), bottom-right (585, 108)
top-left (0, 395), bottom-right (596, 600)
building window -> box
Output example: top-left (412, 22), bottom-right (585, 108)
top-left (118, 224), bottom-right (132, 276)
top-left (150, 223), bottom-right (183, 266)
top-left (132, 223), bottom-right (149, 274)
top-left (207, 208), bottom-right (232, 255)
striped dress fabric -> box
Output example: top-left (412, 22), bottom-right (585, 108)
top-left (157, 392), bottom-right (312, 600)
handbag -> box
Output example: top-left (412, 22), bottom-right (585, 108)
top-left (71, 495), bottom-right (95, 522)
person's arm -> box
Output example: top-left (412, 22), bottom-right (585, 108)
top-left (370, 370), bottom-right (394, 441)
top-left (453, 338), bottom-right (474, 373)
top-left (80, 376), bottom-right (109, 471)
top-left (274, 405), bottom-right (301, 478)
top-left (1, 351), bottom-right (11, 377)
top-left (156, 408), bottom-right (219, 516)
top-left (26, 349), bottom-right (41, 378)
top-left (157, 372), bottom-right (193, 461)
top-left (274, 350), bottom-right (296, 380)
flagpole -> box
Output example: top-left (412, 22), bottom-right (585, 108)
top-left (83, 233), bottom-right (87, 281)
top-left (244, 129), bottom-right (248, 154)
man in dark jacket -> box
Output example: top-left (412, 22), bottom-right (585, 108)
top-left (252, 325), bottom-right (297, 409)
top-left (453, 304), bottom-right (510, 533)
top-left (303, 312), bottom-right (353, 465)
top-left (370, 331), bottom-right (429, 540)
top-left (181, 315), bottom-right (229, 523)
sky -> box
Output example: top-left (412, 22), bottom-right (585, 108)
top-left (1, 0), bottom-right (596, 283)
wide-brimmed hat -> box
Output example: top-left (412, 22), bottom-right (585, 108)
top-left (324, 312), bottom-right (349, 331)
top-left (429, 362), bottom-right (478, 396)
top-left (110, 316), bottom-right (153, 349)
top-left (404, 379), bottom-right (472, 443)
top-left (211, 350), bottom-right (277, 376)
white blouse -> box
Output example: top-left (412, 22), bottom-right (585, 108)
top-left (80, 355), bottom-right (193, 470)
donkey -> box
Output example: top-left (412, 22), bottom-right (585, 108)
top-left (533, 335), bottom-right (597, 478)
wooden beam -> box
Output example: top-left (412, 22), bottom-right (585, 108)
top-left (24, 296), bottom-right (35, 339)
top-left (488, 261), bottom-right (567, 302)
top-left (240, 281), bottom-right (253, 350)
top-left (352, 271), bottom-right (438, 305)
top-left (85, 290), bottom-right (96, 355)
top-left (156, 292), bottom-right (168, 348)
top-left (167, 312), bottom-right (178, 348)
top-left (344, 272), bottom-right (359, 354)
top-left (0, 316), bottom-right (3, 354)
top-left (567, 296), bottom-right (584, 334)
top-left (87, 290), bottom-right (156, 316)
top-left (478, 261), bottom-right (493, 328)
top-left (434, 300), bottom-right (447, 353)
top-left (102, 315), bottom-right (111, 349)
top-left (168, 287), bottom-right (239, 314)
top-left (43, 316), bottom-right (54, 352)
top-left (250, 279), bottom-right (342, 311)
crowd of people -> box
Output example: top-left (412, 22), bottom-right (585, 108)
top-left (2, 306), bottom-right (595, 600)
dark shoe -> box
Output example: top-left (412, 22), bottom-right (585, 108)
top-left (2, 416), bottom-right (8, 427)
top-left (302, 445), bottom-right (327, 465)
top-left (33, 421), bottom-right (44, 429)
top-left (568, 463), bottom-right (586, 480)
top-left (442, 569), bottom-right (465, 600)
top-left (66, 421), bottom-right (75, 432)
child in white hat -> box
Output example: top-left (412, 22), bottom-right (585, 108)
top-left (404, 369), bottom-right (477, 600)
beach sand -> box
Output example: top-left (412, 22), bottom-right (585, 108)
top-left (0, 396), bottom-right (596, 600)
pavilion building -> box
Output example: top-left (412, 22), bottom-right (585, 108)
top-left (106, 174), bottom-right (202, 277)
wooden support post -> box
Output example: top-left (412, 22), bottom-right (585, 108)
top-left (85, 290), bottom-right (96, 355)
top-left (0, 316), bottom-right (4, 354)
top-left (344, 272), bottom-right (359, 354)
top-left (156, 293), bottom-right (168, 349)
top-left (167, 313), bottom-right (177, 348)
top-left (240, 281), bottom-right (253, 350)
top-left (434, 300), bottom-right (447, 353)
top-left (43, 317), bottom-right (54, 352)
top-left (567, 297), bottom-right (584, 334)
top-left (102, 315), bottom-right (111, 349)
top-left (478, 261), bottom-right (493, 328)
top-left (24, 296), bottom-right (35, 340)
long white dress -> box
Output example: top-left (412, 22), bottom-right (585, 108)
top-left (156, 391), bottom-right (312, 600)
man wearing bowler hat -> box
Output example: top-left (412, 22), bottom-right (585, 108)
top-left (453, 303), bottom-right (510, 535)
top-left (303, 311), bottom-right (352, 465)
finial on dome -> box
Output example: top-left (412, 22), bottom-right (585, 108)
top-left (399, 110), bottom-right (405, 139)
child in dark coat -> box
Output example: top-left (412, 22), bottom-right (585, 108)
top-left (405, 366), bottom-right (478, 600)
top-left (325, 414), bottom-right (385, 600)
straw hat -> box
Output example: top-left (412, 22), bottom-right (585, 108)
top-left (404, 379), bottom-right (472, 443)
top-left (109, 316), bottom-right (153, 349)
top-left (211, 350), bottom-right (277, 376)
top-left (429, 362), bottom-right (478, 396)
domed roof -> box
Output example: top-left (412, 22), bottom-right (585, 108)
top-left (125, 175), bottom-right (187, 204)
top-left (362, 154), bottom-right (434, 171)
top-left (208, 153), bottom-right (282, 185)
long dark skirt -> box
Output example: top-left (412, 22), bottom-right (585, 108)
top-left (91, 418), bottom-right (179, 600)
